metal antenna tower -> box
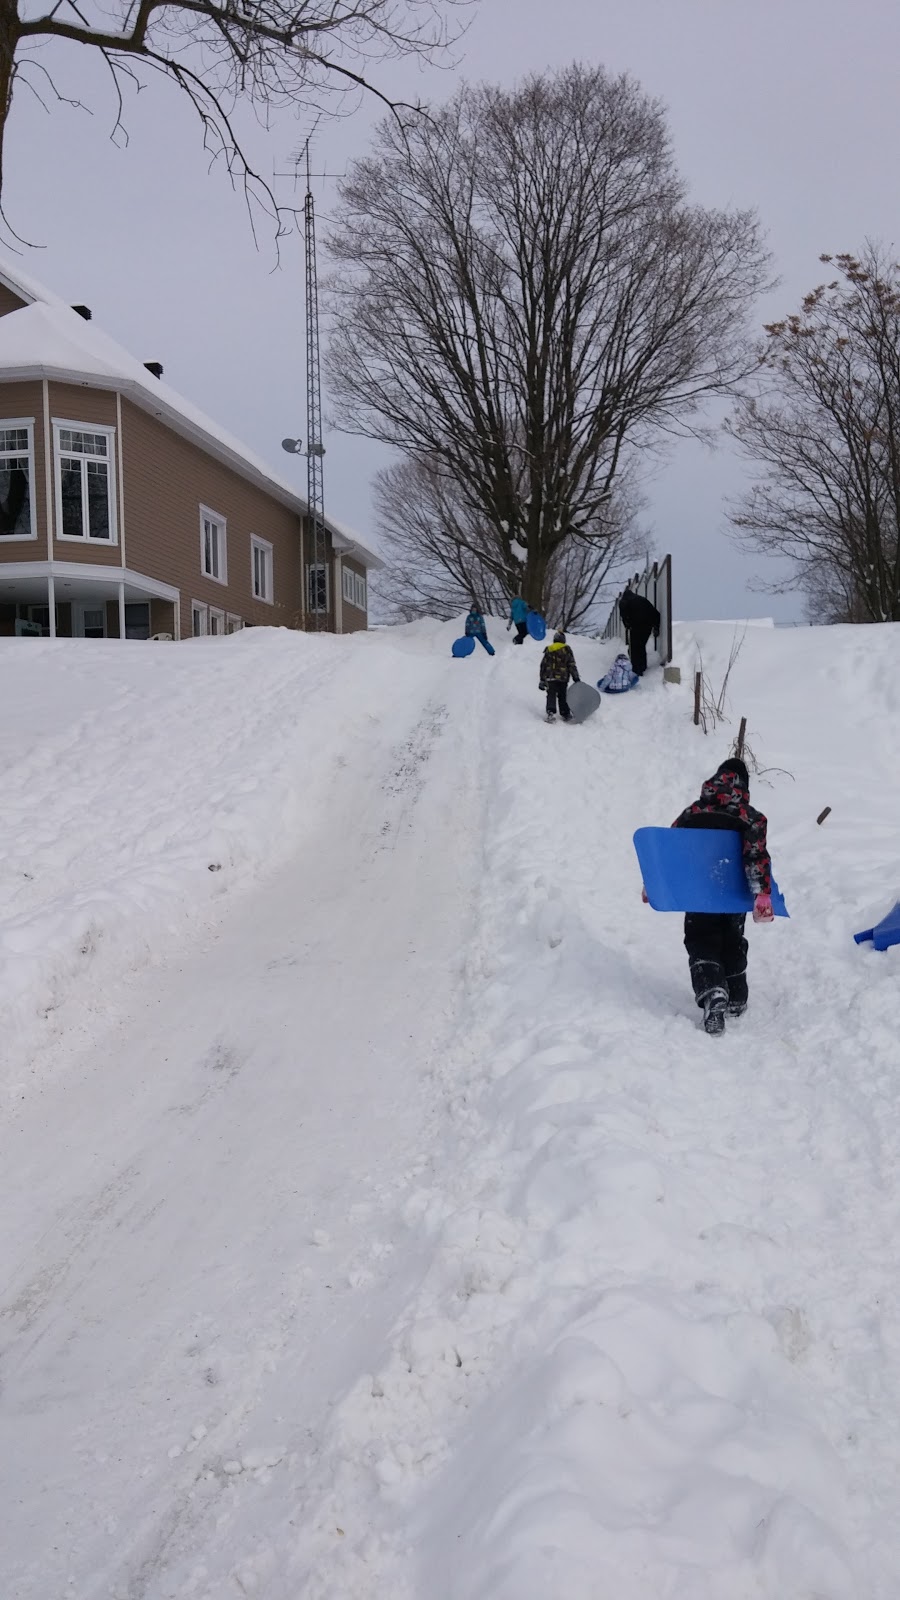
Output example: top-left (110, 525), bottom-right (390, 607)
top-left (303, 138), bottom-right (327, 631)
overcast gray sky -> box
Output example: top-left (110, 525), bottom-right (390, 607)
top-left (8, 0), bottom-right (900, 621)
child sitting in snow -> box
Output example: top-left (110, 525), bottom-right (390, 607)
top-left (648, 757), bottom-right (774, 1036)
top-left (539, 631), bottom-right (580, 721)
top-left (599, 653), bottom-right (640, 693)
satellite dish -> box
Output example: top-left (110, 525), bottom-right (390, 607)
top-left (281, 437), bottom-right (303, 454)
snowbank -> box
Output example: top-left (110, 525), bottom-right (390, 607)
top-left (0, 624), bottom-right (451, 1080)
top-left (4, 616), bottom-right (900, 1598)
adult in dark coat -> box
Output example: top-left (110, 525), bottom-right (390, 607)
top-left (618, 588), bottom-right (661, 676)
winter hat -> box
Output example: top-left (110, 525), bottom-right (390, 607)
top-left (715, 757), bottom-right (749, 786)
top-left (553, 630), bottom-right (566, 643)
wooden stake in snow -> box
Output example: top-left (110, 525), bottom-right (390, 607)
top-left (735, 716), bottom-right (747, 759)
top-left (693, 671), bottom-right (702, 727)
top-left (817, 806), bottom-right (832, 825)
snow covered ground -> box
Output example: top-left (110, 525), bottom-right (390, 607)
top-left (3, 617), bottom-right (900, 1598)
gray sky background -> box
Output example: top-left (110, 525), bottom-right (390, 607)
top-left (8, 0), bottom-right (900, 621)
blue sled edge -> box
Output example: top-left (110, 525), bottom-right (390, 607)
top-left (855, 900), bottom-right (900, 951)
top-left (633, 826), bottom-right (789, 917)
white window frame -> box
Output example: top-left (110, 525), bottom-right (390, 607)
top-left (199, 505), bottom-right (227, 585)
top-left (53, 419), bottom-right (118, 546)
top-left (226, 614), bottom-right (243, 634)
top-left (0, 418), bottom-right (37, 541)
top-left (208, 607), bottom-right (226, 636)
top-left (307, 562), bottom-right (329, 615)
top-left (191, 601), bottom-right (207, 637)
top-left (340, 565), bottom-right (368, 612)
top-left (251, 536), bottom-right (274, 604)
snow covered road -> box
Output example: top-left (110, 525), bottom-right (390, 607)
top-left (3, 619), bottom-right (900, 1597)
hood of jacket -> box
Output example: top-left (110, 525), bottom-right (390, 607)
top-left (699, 766), bottom-right (749, 813)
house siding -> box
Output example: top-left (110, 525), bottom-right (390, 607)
top-left (48, 383), bottom-right (121, 565)
top-left (120, 400), bottom-right (303, 632)
top-left (0, 285), bottom-right (28, 319)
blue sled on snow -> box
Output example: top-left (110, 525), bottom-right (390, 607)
top-left (853, 902), bottom-right (900, 951)
top-left (526, 611), bottom-right (546, 641)
top-left (634, 827), bottom-right (789, 916)
top-left (452, 634), bottom-right (495, 658)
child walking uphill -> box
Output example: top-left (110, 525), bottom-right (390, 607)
top-left (464, 606), bottom-right (494, 655)
top-left (510, 595), bottom-right (529, 644)
top-left (539, 631), bottom-right (580, 721)
top-left (665, 757), bottom-right (774, 1036)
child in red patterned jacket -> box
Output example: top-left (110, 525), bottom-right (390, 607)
top-left (667, 758), bottom-right (774, 1036)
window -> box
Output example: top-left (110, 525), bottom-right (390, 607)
top-left (341, 565), bottom-right (367, 611)
top-left (226, 614), bottom-right (243, 634)
top-left (74, 603), bottom-right (107, 639)
top-left (192, 603), bottom-right (207, 637)
top-left (251, 536), bottom-right (273, 603)
top-left (200, 507), bottom-right (227, 583)
top-left (54, 423), bottom-right (116, 543)
top-left (124, 602), bottom-right (150, 641)
top-left (307, 563), bottom-right (328, 614)
top-left (0, 421), bottom-right (35, 540)
top-left (26, 605), bottom-right (57, 635)
top-left (208, 608), bottom-right (225, 636)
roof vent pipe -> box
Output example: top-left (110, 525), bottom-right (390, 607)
top-left (71, 305), bottom-right (92, 320)
top-left (144, 362), bottom-right (163, 379)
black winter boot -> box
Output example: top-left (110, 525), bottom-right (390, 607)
top-left (702, 991), bottom-right (727, 1036)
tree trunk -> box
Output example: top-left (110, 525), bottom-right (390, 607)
top-left (0, 0), bottom-right (18, 200)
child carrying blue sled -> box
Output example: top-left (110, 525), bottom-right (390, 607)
top-left (644, 757), bottom-right (774, 1036)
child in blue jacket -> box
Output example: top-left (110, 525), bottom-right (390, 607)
top-left (464, 607), bottom-right (494, 655)
top-left (510, 596), bottom-right (528, 644)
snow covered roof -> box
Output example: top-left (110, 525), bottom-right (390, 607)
top-left (0, 260), bottom-right (383, 571)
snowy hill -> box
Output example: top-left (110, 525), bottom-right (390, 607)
top-left (2, 619), bottom-right (900, 1598)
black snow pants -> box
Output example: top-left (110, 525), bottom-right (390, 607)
top-left (628, 621), bottom-right (655, 676)
top-left (683, 912), bottom-right (748, 1009)
top-left (513, 621), bottom-right (528, 643)
top-left (546, 682), bottom-right (571, 719)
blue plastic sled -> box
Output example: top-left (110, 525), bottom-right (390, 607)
top-left (634, 827), bottom-right (789, 916)
top-left (526, 611), bottom-right (546, 641)
top-left (854, 901), bottom-right (900, 951)
top-left (451, 635), bottom-right (475, 657)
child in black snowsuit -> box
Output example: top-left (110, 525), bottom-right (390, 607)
top-left (669, 758), bottom-right (774, 1035)
top-left (618, 588), bottom-right (661, 676)
top-left (539, 632), bottom-right (580, 721)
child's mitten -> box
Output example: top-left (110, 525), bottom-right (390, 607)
top-left (752, 893), bottom-right (774, 923)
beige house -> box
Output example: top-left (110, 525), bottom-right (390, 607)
top-left (0, 260), bottom-right (381, 640)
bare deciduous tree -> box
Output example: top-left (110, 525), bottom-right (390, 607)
top-left (327, 63), bottom-right (769, 618)
top-left (3, 0), bottom-right (465, 225)
top-left (728, 245), bottom-right (900, 623)
top-left (370, 453), bottom-right (643, 625)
